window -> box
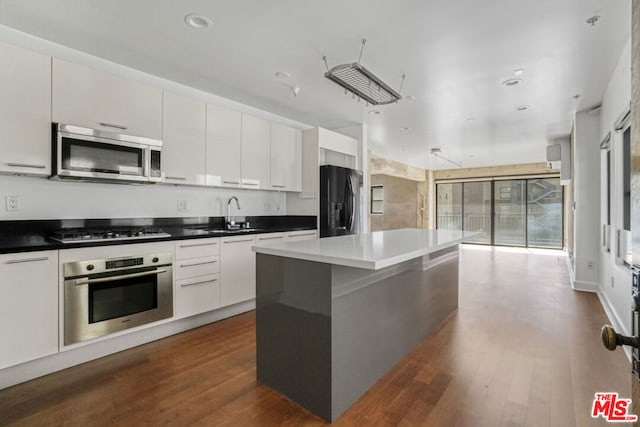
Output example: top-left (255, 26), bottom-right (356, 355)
top-left (436, 183), bottom-right (462, 230)
top-left (623, 125), bottom-right (631, 232)
top-left (436, 178), bottom-right (563, 249)
top-left (370, 186), bottom-right (384, 214)
top-left (463, 181), bottom-right (492, 244)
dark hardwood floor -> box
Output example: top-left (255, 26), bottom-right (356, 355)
top-left (0, 246), bottom-right (631, 426)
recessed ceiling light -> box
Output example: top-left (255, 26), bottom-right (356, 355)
top-left (514, 69), bottom-right (524, 76)
top-left (400, 126), bottom-right (412, 132)
top-left (516, 105), bottom-right (528, 111)
top-left (502, 78), bottom-right (523, 87)
top-left (368, 110), bottom-right (380, 115)
top-left (275, 71), bottom-right (290, 79)
top-left (184, 13), bottom-right (213, 30)
top-left (405, 95), bottom-right (416, 101)
top-left (585, 15), bottom-right (600, 27)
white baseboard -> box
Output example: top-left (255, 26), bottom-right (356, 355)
top-left (0, 300), bottom-right (255, 390)
top-left (566, 257), bottom-right (599, 292)
top-left (597, 290), bottom-right (632, 362)
top-left (571, 279), bottom-right (599, 293)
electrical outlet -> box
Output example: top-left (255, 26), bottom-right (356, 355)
top-left (587, 261), bottom-right (594, 270)
top-left (264, 201), bottom-right (271, 211)
top-left (5, 196), bottom-right (19, 211)
top-left (177, 200), bottom-right (188, 212)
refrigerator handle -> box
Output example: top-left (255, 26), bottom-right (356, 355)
top-left (346, 175), bottom-right (355, 232)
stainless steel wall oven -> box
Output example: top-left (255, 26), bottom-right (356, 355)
top-left (63, 252), bottom-right (173, 345)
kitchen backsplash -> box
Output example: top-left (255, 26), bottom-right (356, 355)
top-left (0, 175), bottom-right (286, 220)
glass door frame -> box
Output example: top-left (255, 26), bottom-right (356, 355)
top-left (435, 175), bottom-right (564, 249)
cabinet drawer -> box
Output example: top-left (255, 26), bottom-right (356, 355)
top-left (175, 273), bottom-right (221, 318)
top-left (175, 238), bottom-right (219, 260)
top-left (175, 255), bottom-right (219, 279)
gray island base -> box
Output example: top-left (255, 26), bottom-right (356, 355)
top-left (253, 229), bottom-right (477, 422)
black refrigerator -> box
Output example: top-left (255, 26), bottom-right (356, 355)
top-left (319, 165), bottom-right (362, 238)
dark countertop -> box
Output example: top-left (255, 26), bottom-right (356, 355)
top-left (0, 216), bottom-right (316, 254)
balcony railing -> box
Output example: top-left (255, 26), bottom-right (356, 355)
top-left (437, 213), bottom-right (562, 248)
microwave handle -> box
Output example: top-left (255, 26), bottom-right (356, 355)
top-left (73, 268), bottom-right (167, 286)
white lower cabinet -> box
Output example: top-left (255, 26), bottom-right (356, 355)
top-left (174, 239), bottom-right (221, 319)
top-left (220, 235), bottom-right (256, 306)
top-left (0, 250), bottom-right (58, 369)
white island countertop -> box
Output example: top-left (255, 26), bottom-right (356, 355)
top-left (252, 228), bottom-right (481, 270)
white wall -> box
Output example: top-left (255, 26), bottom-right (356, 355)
top-left (572, 110), bottom-right (601, 290)
top-left (0, 175), bottom-right (285, 220)
top-left (598, 39), bottom-right (632, 335)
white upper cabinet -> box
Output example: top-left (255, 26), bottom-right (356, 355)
top-left (241, 114), bottom-right (270, 189)
top-left (270, 123), bottom-right (302, 192)
top-left (162, 92), bottom-right (206, 185)
top-left (0, 42), bottom-right (51, 176)
top-left (206, 104), bottom-right (242, 187)
top-left (52, 59), bottom-right (162, 139)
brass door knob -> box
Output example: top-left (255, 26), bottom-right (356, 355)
top-left (601, 324), bottom-right (640, 351)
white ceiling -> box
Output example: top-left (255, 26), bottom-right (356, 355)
top-left (0, 0), bottom-right (631, 170)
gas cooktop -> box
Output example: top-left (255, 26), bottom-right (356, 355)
top-left (49, 227), bottom-right (171, 244)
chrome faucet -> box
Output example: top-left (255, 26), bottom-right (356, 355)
top-left (227, 196), bottom-right (240, 228)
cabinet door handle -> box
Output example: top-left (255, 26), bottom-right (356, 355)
top-left (179, 242), bottom-right (218, 248)
top-left (74, 269), bottom-right (167, 286)
top-left (179, 260), bottom-right (217, 268)
top-left (6, 162), bottom-right (47, 169)
top-left (180, 278), bottom-right (217, 287)
top-left (243, 182), bottom-right (259, 186)
top-left (258, 236), bottom-right (284, 241)
top-left (99, 122), bottom-right (128, 130)
top-left (5, 256), bottom-right (49, 264)
top-left (223, 238), bottom-right (255, 244)
top-left (223, 180), bottom-right (240, 185)
top-left (272, 184), bottom-right (285, 188)
top-left (288, 232), bottom-right (316, 238)
top-left (165, 176), bottom-right (187, 181)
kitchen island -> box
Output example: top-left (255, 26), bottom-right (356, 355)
top-left (253, 228), bottom-right (479, 422)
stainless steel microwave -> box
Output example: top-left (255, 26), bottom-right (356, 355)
top-left (52, 123), bottom-right (162, 183)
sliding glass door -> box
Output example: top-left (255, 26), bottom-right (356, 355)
top-left (494, 180), bottom-right (526, 246)
top-left (527, 178), bottom-right (563, 248)
top-left (436, 183), bottom-right (462, 230)
top-left (436, 177), bottom-right (563, 249)
top-left (463, 181), bottom-right (492, 244)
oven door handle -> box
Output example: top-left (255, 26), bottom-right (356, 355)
top-left (74, 268), bottom-right (168, 286)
